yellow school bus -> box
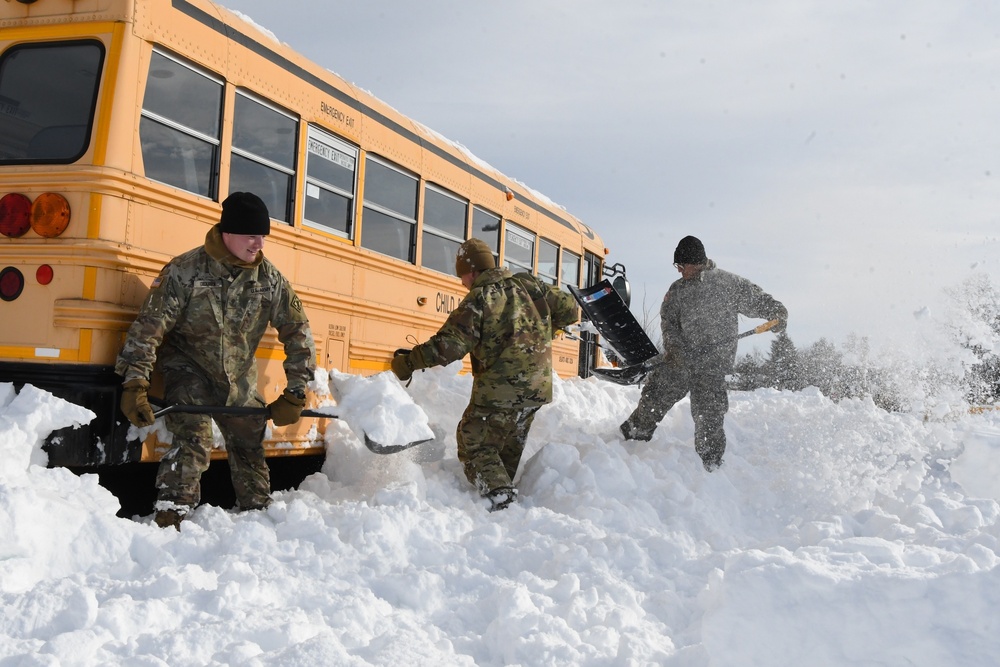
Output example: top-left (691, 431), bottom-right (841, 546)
top-left (0, 0), bottom-right (616, 466)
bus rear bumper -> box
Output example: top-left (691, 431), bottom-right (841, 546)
top-left (0, 362), bottom-right (138, 467)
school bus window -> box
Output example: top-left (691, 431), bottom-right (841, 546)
top-left (584, 251), bottom-right (602, 288)
top-left (0, 40), bottom-right (104, 163)
top-left (505, 222), bottom-right (535, 274)
top-left (561, 248), bottom-right (581, 291)
top-left (140, 50), bottom-right (222, 198)
top-left (230, 91), bottom-right (297, 223)
top-left (538, 238), bottom-right (559, 286)
top-left (422, 184), bottom-right (468, 275)
top-left (361, 156), bottom-right (417, 261)
top-left (303, 127), bottom-right (357, 238)
top-left (471, 206), bottom-right (500, 256)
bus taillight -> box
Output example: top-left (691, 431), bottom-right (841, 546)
top-left (0, 193), bottom-right (32, 237)
top-left (0, 267), bottom-right (24, 301)
top-left (30, 193), bottom-right (71, 238)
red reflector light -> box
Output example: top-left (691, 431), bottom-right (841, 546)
top-left (36, 264), bottom-right (54, 285)
top-left (0, 193), bottom-right (32, 237)
top-left (30, 192), bottom-right (71, 238)
top-left (0, 266), bottom-right (25, 301)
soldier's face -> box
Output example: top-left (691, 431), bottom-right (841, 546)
top-left (223, 233), bottom-right (265, 263)
top-left (675, 263), bottom-right (703, 281)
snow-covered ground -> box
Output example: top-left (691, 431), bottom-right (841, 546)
top-left (2, 363), bottom-right (999, 666)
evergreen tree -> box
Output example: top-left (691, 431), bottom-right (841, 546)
top-left (730, 349), bottom-right (766, 390)
top-left (798, 338), bottom-right (844, 398)
top-left (764, 333), bottom-right (804, 390)
top-left (945, 275), bottom-right (1000, 405)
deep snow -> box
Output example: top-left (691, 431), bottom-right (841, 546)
top-left (1, 361), bottom-right (1000, 666)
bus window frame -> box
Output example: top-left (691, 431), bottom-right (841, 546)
top-left (0, 39), bottom-right (105, 165)
top-left (230, 88), bottom-right (299, 224)
top-left (471, 205), bottom-right (501, 260)
top-left (504, 221), bottom-right (536, 275)
top-left (360, 154), bottom-right (419, 262)
top-left (583, 251), bottom-right (602, 288)
top-left (560, 247), bottom-right (582, 291)
top-left (302, 125), bottom-right (358, 240)
top-left (421, 182), bottom-right (469, 276)
top-left (140, 48), bottom-right (224, 199)
top-left (537, 237), bottom-right (559, 286)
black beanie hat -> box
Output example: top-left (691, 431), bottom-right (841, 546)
top-left (220, 192), bottom-right (271, 235)
top-left (674, 235), bottom-right (707, 264)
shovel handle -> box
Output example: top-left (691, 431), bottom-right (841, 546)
top-left (754, 319), bottom-right (781, 335)
top-left (147, 399), bottom-right (427, 455)
top-left (150, 402), bottom-right (338, 420)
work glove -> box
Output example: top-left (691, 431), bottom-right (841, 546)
top-left (772, 311), bottom-right (788, 334)
top-left (268, 388), bottom-right (305, 426)
top-left (121, 378), bottom-right (155, 428)
top-left (391, 353), bottom-right (414, 382)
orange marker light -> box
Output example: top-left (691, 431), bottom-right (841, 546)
top-left (30, 193), bottom-right (71, 238)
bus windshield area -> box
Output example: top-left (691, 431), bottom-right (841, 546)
top-left (0, 40), bottom-right (104, 164)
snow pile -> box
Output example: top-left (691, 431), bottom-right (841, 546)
top-left (1, 365), bottom-right (999, 665)
top-left (321, 367), bottom-right (434, 447)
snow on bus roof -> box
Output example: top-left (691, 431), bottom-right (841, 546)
top-left (223, 4), bottom-right (572, 221)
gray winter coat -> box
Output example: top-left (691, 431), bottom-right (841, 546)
top-left (660, 260), bottom-right (786, 373)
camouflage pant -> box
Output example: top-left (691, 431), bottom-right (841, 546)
top-left (158, 369), bottom-right (270, 511)
top-left (456, 403), bottom-right (540, 495)
top-left (621, 359), bottom-right (729, 464)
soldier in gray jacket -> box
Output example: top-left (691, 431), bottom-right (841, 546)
top-left (391, 238), bottom-right (579, 511)
top-left (116, 192), bottom-right (316, 529)
top-left (620, 236), bottom-right (787, 471)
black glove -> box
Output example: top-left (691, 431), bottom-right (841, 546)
top-left (268, 388), bottom-right (305, 426)
top-left (121, 378), bottom-right (155, 427)
top-left (391, 353), bottom-right (414, 382)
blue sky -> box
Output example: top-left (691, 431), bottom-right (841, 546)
top-left (221, 0), bottom-right (1000, 353)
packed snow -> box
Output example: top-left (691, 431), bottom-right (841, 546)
top-left (2, 359), bottom-right (1000, 666)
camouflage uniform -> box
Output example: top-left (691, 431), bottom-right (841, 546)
top-left (622, 260), bottom-right (786, 467)
top-left (116, 225), bottom-right (315, 511)
top-left (407, 268), bottom-right (578, 495)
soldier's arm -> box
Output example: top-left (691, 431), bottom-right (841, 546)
top-left (733, 274), bottom-right (787, 323)
top-left (114, 266), bottom-right (185, 382)
top-left (271, 278), bottom-right (317, 394)
top-left (408, 293), bottom-right (482, 370)
top-left (546, 285), bottom-right (580, 333)
top-left (659, 289), bottom-right (684, 361)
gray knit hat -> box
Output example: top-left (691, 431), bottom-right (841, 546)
top-left (673, 235), bottom-right (707, 264)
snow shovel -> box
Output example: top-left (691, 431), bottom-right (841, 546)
top-left (148, 400), bottom-right (430, 455)
top-left (592, 319), bottom-right (782, 386)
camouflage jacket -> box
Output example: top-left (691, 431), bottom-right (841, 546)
top-left (661, 260), bottom-right (786, 373)
top-left (409, 268), bottom-right (579, 408)
top-left (115, 225), bottom-right (316, 404)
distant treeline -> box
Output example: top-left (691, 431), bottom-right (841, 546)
top-left (728, 275), bottom-right (1000, 412)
